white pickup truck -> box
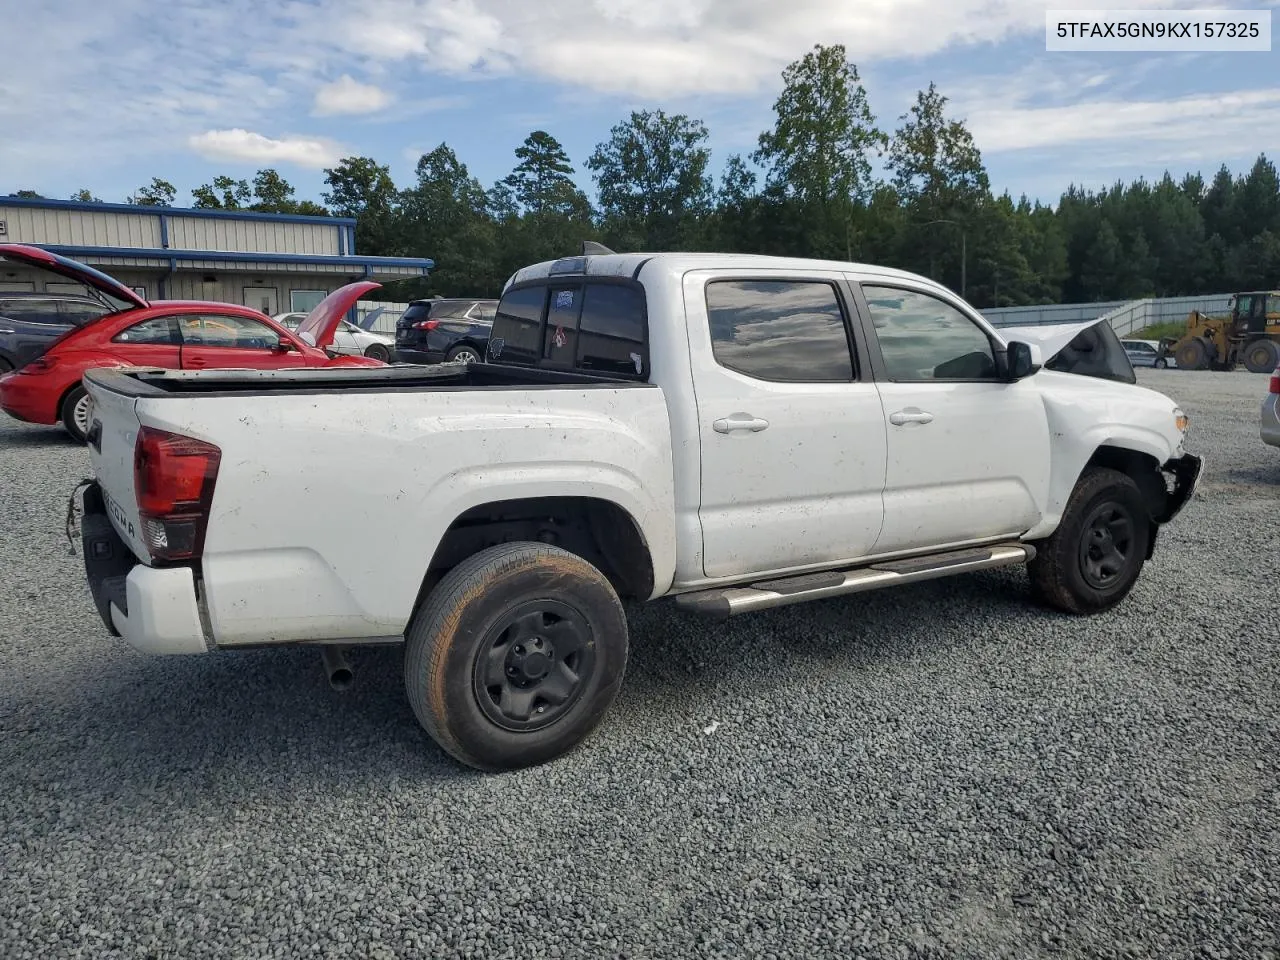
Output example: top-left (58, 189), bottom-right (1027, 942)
top-left (76, 251), bottom-right (1202, 771)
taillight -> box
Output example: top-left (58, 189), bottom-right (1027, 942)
top-left (18, 356), bottom-right (56, 374)
top-left (133, 427), bottom-right (221, 563)
top-left (411, 319), bottom-right (440, 331)
top-left (1271, 369), bottom-right (1280, 395)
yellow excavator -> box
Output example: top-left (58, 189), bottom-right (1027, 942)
top-left (1158, 291), bottom-right (1280, 373)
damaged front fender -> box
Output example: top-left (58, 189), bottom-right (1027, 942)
top-left (1155, 453), bottom-right (1204, 524)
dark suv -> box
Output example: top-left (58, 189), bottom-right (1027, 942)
top-left (0, 292), bottom-right (111, 372)
top-left (394, 298), bottom-right (498, 365)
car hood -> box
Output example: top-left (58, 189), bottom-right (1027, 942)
top-left (0, 243), bottom-right (148, 310)
top-left (294, 281), bottom-right (382, 349)
top-left (999, 318), bottom-right (1106, 361)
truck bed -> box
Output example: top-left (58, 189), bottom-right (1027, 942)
top-left (81, 359), bottom-right (677, 649)
top-left (84, 361), bottom-right (649, 397)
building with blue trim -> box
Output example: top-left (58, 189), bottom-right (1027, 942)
top-left (0, 196), bottom-right (432, 316)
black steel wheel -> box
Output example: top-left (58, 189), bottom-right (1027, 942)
top-left (472, 600), bottom-right (595, 732)
top-left (364, 342), bottom-right (392, 362)
top-left (1077, 501), bottom-right (1136, 590)
top-left (1030, 466), bottom-right (1151, 615)
top-left (404, 542), bottom-right (628, 771)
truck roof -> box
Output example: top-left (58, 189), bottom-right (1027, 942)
top-left (507, 252), bottom-right (958, 300)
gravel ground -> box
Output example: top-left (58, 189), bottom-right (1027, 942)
top-left (2, 369), bottom-right (1278, 960)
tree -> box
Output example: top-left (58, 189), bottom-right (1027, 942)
top-left (502, 131), bottom-right (582, 215)
top-left (128, 178), bottom-right (176, 207)
top-left (754, 44), bottom-right (885, 206)
top-left (400, 144), bottom-right (499, 296)
top-left (71, 189), bottom-right (101, 202)
top-left (192, 175), bottom-right (250, 209)
top-left (9, 190), bottom-right (45, 199)
top-left (888, 83), bottom-right (989, 214)
top-left (323, 157), bottom-right (400, 255)
top-left (586, 109), bottom-right (713, 250)
top-left (1080, 220), bottom-right (1122, 300)
top-left (752, 44), bottom-right (885, 260)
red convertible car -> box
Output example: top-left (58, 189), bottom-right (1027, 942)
top-left (0, 244), bottom-right (384, 441)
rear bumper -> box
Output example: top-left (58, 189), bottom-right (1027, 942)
top-left (1262, 396), bottom-right (1280, 448)
top-left (0, 371), bottom-right (58, 425)
top-left (81, 482), bottom-right (209, 655)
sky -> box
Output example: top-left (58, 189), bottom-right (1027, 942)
top-left (2, 0), bottom-right (1278, 210)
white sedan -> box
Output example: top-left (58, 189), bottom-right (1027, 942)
top-left (273, 312), bottom-right (395, 362)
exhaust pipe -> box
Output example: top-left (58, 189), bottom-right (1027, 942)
top-left (320, 645), bottom-right (353, 691)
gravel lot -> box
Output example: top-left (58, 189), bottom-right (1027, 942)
top-left (2, 369), bottom-right (1277, 959)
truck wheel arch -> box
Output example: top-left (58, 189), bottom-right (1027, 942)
top-left (1079, 445), bottom-right (1169, 559)
top-left (412, 496), bottom-right (656, 623)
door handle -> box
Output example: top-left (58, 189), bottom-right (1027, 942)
top-left (889, 409), bottom-right (934, 426)
top-left (713, 414), bottom-right (770, 434)
top-left (187, 358), bottom-right (208, 368)
top-left (0, 328), bottom-right (15, 334)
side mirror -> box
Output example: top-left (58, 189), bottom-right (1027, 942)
top-left (273, 339), bottom-right (297, 352)
top-left (1005, 340), bottom-right (1041, 380)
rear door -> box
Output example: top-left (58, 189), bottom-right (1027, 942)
top-left (177, 314), bottom-right (307, 369)
top-left (685, 270), bottom-right (888, 579)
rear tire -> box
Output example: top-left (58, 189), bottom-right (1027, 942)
top-left (445, 344), bottom-right (482, 364)
top-left (363, 343), bottom-right (391, 362)
top-left (60, 384), bottom-right (90, 443)
top-left (404, 542), bottom-right (629, 772)
top-left (1029, 467), bottom-right (1150, 615)
top-left (1243, 338), bottom-right (1279, 375)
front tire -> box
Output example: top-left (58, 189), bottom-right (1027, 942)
top-left (1029, 467), bottom-right (1151, 615)
top-left (404, 542), bottom-right (629, 771)
top-left (1243, 338), bottom-right (1279, 375)
top-left (1154, 358), bottom-right (1168, 369)
top-left (60, 384), bottom-right (90, 443)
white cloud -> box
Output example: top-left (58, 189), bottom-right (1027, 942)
top-left (970, 89), bottom-right (1280, 153)
top-left (316, 0), bottom-right (1210, 98)
top-left (188, 129), bottom-right (343, 168)
top-left (313, 75), bottom-right (393, 115)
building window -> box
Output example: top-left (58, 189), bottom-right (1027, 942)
top-left (290, 289), bottom-right (327, 312)
top-left (132, 286), bottom-right (147, 300)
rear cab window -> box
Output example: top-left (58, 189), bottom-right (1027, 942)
top-left (489, 280), bottom-right (648, 379)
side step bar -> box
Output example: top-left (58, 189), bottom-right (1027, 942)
top-left (674, 542), bottom-right (1036, 619)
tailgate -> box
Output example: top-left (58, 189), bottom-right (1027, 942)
top-left (83, 375), bottom-right (151, 564)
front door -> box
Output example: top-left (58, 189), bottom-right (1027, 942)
top-left (855, 282), bottom-right (1050, 555)
top-left (177, 314), bottom-right (308, 370)
top-left (686, 271), bottom-right (888, 581)
top-left (243, 286), bottom-right (279, 317)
